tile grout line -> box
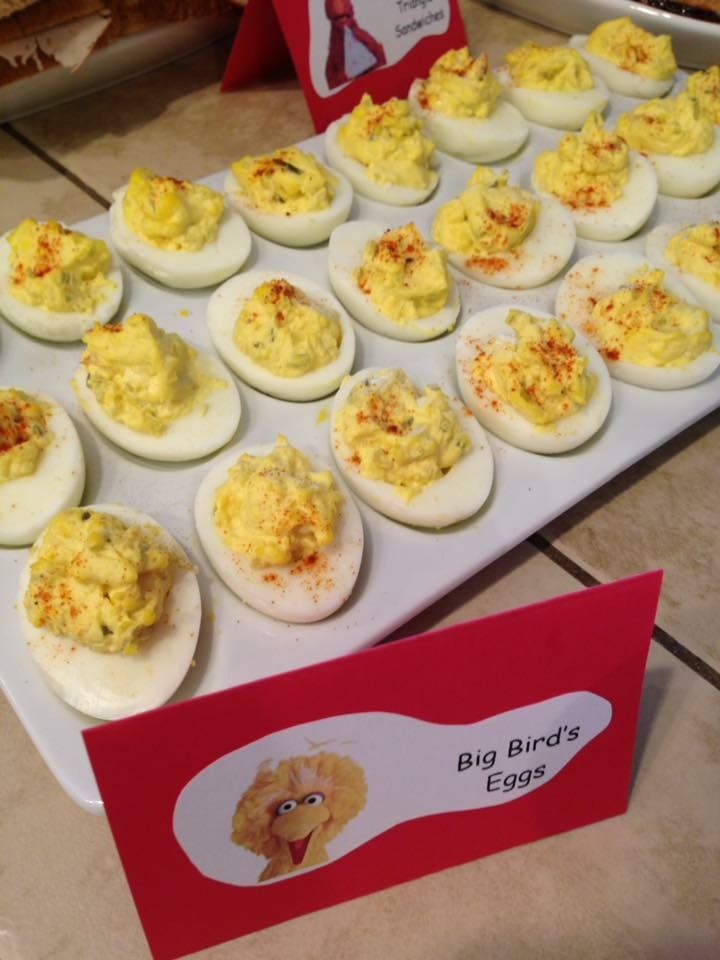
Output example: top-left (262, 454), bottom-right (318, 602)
top-left (4, 123), bottom-right (111, 210)
top-left (527, 532), bottom-right (720, 692)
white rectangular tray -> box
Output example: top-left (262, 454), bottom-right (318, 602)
top-left (1, 90), bottom-right (718, 812)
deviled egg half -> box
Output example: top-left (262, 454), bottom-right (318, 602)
top-left (225, 146), bottom-right (353, 247)
top-left (18, 504), bottom-right (201, 720)
top-left (330, 367), bottom-right (494, 529)
top-left (408, 47), bottom-right (528, 163)
top-left (555, 253), bottom-right (720, 389)
top-left (569, 17), bottom-right (677, 99)
top-left (207, 270), bottom-right (355, 401)
top-left (432, 166), bottom-right (575, 289)
top-left (194, 435), bottom-right (363, 623)
top-left (495, 41), bottom-right (609, 131)
top-left (327, 221), bottom-right (460, 341)
top-left (645, 221), bottom-right (720, 323)
top-left (0, 219), bottom-right (122, 341)
top-left (72, 312), bottom-right (241, 461)
top-left (455, 306), bottom-right (612, 454)
top-left (0, 388), bottom-right (85, 546)
top-left (110, 167), bottom-right (251, 289)
top-left (325, 94), bottom-right (439, 206)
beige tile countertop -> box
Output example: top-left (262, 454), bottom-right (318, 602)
top-left (1, 2), bottom-right (719, 958)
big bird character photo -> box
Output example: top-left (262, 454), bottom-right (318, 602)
top-left (231, 751), bottom-right (368, 882)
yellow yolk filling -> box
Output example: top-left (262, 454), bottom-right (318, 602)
top-left (418, 47), bottom-right (502, 119)
top-left (231, 147), bottom-right (336, 214)
top-left (122, 167), bottom-right (224, 252)
top-left (355, 223), bottom-right (450, 323)
top-left (0, 388), bottom-right (51, 483)
top-left (337, 370), bottom-right (471, 501)
top-left (687, 66), bottom-right (720, 125)
top-left (337, 94), bottom-right (435, 189)
top-left (590, 268), bottom-right (712, 366)
top-left (213, 435), bottom-right (343, 568)
top-left (24, 508), bottom-right (178, 654)
top-left (472, 310), bottom-right (594, 425)
top-left (665, 223), bottom-right (720, 291)
top-left (506, 42), bottom-right (594, 91)
top-left (233, 278), bottom-right (341, 377)
top-left (8, 219), bottom-right (114, 313)
top-left (79, 313), bottom-right (223, 435)
top-left (534, 112), bottom-right (630, 209)
top-left (585, 17), bottom-right (676, 80)
top-left (432, 166), bottom-right (538, 262)
top-left (617, 92), bottom-right (714, 157)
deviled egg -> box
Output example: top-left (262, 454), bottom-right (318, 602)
top-left (325, 93), bottom-right (438, 205)
top-left (194, 435), bottom-right (363, 623)
top-left (408, 47), bottom-right (528, 163)
top-left (555, 253), bottom-right (720, 389)
top-left (207, 270), bottom-right (355, 401)
top-left (0, 219), bottom-right (122, 342)
top-left (686, 66), bottom-right (720, 126)
top-left (0, 388), bottom-right (85, 546)
top-left (455, 306), bottom-right (612, 453)
top-left (330, 367), bottom-right (493, 528)
top-left (225, 146), bottom-right (352, 247)
top-left (645, 221), bottom-right (720, 322)
top-left (110, 167), bottom-right (251, 289)
top-left (327, 221), bottom-right (460, 341)
top-left (72, 313), bottom-right (241, 461)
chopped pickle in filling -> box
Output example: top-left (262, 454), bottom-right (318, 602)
top-left (665, 222), bottom-right (720, 290)
top-left (214, 435), bottom-right (343, 567)
top-left (337, 369), bottom-right (471, 501)
top-left (337, 94), bottom-right (435, 189)
top-left (8, 219), bottom-right (114, 313)
top-left (617, 93), bottom-right (714, 157)
top-left (432, 166), bottom-right (538, 259)
top-left (534, 112), bottom-right (630, 209)
top-left (0, 388), bottom-right (52, 483)
top-left (472, 310), bottom-right (595, 425)
top-left (234, 278), bottom-right (341, 376)
top-left (506, 42), bottom-right (594, 92)
top-left (79, 313), bottom-right (224, 435)
top-left (585, 17), bottom-right (676, 80)
top-left (24, 508), bottom-right (180, 654)
top-left (687, 66), bottom-right (720, 125)
top-left (590, 267), bottom-right (712, 366)
top-left (417, 47), bottom-right (502, 119)
top-left (122, 167), bottom-right (224, 251)
top-left (355, 223), bottom-right (450, 322)
top-left (231, 147), bottom-right (336, 214)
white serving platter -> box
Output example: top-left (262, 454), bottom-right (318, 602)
top-left (1, 85), bottom-right (718, 813)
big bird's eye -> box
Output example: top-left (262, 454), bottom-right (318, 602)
top-left (303, 792), bottom-right (325, 806)
top-left (276, 799), bottom-right (298, 815)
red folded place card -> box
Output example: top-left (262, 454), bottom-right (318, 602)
top-left (222, 0), bottom-right (468, 131)
top-left (85, 569), bottom-right (661, 960)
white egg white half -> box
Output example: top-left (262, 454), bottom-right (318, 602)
top-left (327, 221), bottom-right (460, 342)
top-left (0, 393), bottom-right (85, 546)
top-left (17, 502), bottom-right (201, 720)
top-left (407, 78), bottom-right (529, 163)
top-left (555, 253), bottom-right (720, 389)
top-left (630, 132), bottom-right (720, 198)
top-left (194, 445), bottom-right (364, 623)
top-left (532, 150), bottom-right (657, 241)
top-left (495, 64), bottom-right (609, 130)
top-left (206, 269), bottom-right (356, 401)
top-left (0, 233), bottom-right (123, 342)
top-left (330, 367), bottom-right (494, 529)
top-left (645, 222), bottom-right (720, 322)
top-left (440, 194), bottom-right (576, 290)
top-left (224, 164), bottom-right (353, 247)
top-left (455, 305), bottom-right (612, 454)
top-left (72, 349), bottom-right (241, 461)
top-left (324, 116), bottom-right (439, 206)
top-left (110, 185), bottom-right (252, 289)
top-left (568, 36), bottom-right (676, 99)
